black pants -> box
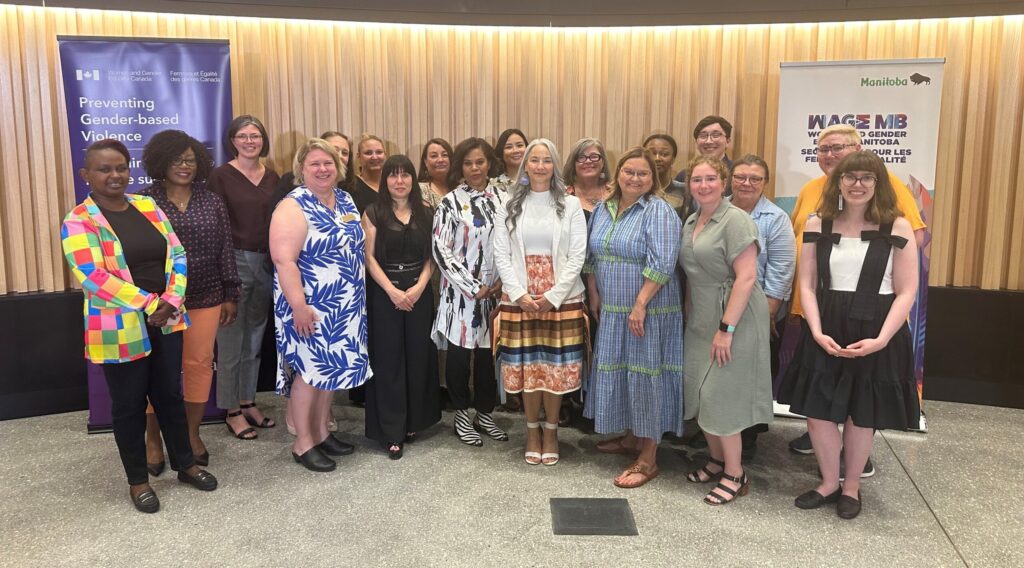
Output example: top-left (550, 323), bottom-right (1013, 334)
top-left (742, 319), bottom-right (787, 443)
top-left (365, 281), bottom-right (441, 443)
top-left (446, 345), bottom-right (496, 413)
top-left (101, 328), bottom-right (194, 485)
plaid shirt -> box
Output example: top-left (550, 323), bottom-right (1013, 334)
top-left (61, 194), bottom-right (190, 363)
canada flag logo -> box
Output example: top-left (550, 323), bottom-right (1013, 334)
top-left (75, 69), bottom-right (100, 81)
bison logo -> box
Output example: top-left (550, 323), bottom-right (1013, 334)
top-left (910, 73), bottom-right (931, 85)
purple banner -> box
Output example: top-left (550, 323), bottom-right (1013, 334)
top-left (58, 37), bottom-right (233, 431)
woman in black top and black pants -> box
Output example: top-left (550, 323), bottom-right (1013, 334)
top-left (362, 155), bottom-right (441, 459)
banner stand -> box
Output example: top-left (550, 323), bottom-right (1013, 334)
top-left (57, 36), bottom-right (233, 432)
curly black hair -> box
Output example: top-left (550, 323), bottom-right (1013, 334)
top-left (142, 130), bottom-right (214, 183)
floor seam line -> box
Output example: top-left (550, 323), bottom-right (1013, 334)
top-left (881, 431), bottom-right (970, 568)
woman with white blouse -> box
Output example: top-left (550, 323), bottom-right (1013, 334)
top-left (431, 137), bottom-right (508, 447)
top-left (493, 139), bottom-right (588, 466)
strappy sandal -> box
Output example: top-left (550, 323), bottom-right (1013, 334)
top-left (225, 410), bottom-right (257, 440)
top-left (524, 422), bottom-right (542, 465)
top-left (704, 471), bottom-right (749, 505)
top-left (239, 402), bottom-right (276, 428)
top-left (613, 461), bottom-right (659, 488)
top-left (541, 422), bottom-right (560, 466)
top-left (596, 435), bottom-right (641, 456)
top-left (686, 456), bottom-right (725, 483)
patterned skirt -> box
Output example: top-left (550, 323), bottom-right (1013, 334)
top-left (495, 255), bottom-right (586, 395)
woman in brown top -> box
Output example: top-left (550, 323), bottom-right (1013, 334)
top-left (139, 130), bottom-right (240, 472)
top-left (207, 115), bottom-right (281, 440)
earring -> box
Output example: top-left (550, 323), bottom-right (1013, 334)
top-left (838, 194), bottom-right (844, 211)
top-left (518, 175), bottom-right (529, 185)
top-left (598, 172), bottom-right (607, 181)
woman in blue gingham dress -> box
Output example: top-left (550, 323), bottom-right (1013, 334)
top-left (583, 147), bottom-right (684, 488)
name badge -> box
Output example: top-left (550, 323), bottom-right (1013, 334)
top-left (340, 213), bottom-right (359, 223)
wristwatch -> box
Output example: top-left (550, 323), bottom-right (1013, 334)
top-left (719, 321), bottom-right (736, 333)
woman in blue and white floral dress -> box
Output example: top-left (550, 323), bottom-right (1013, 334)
top-left (270, 139), bottom-right (371, 473)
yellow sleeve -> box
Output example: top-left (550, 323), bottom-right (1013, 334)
top-left (890, 174), bottom-right (926, 230)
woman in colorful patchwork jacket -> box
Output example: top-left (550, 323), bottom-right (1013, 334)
top-left (61, 139), bottom-right (218, 514)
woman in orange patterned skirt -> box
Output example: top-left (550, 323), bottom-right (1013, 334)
top-left (493, 139), bottom-right (588, 466)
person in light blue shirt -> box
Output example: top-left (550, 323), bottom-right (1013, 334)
top-left (728, 154), bottom-right (796, 460)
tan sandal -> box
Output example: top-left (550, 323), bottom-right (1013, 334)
top-left (596, 435), bottom-right (641, 456)
top-left (613, 461), bottom-right (659, 488)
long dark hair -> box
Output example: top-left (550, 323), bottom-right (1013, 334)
top-left (418, 138), bottom-right (454, 183)
top-left (371, 155), bottom-right (432, 263)
top-left (492, 128), bottom-right (527, 177)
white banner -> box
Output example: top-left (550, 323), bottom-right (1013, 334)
top-left (774, 58), bottom-right (945, 431)
top-left (775, 58), bottom-right (944, 212)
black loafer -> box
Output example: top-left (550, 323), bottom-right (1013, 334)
top-left (317, 433), bottom-right (355, 457)
top-left (177, 469), bottom-right (218, 491)
top-left (795, 488), bottom-right (842, 509)
top-left (292, 447), bottom-right (337, 472)
top-left (387, 443), bottom-right (404, 460)
top-left (146, 461), bottom-right (165, 477)
top-left (837, 492), bottom-right (862, 519)
top-left (131, 489), bottom-right (160, 514)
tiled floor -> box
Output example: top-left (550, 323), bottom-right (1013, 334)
top-left (0, 399), bottom-right (1019, 567)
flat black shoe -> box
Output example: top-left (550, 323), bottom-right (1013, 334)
top-left (131, 488), bottom-right (160, 513)
top-left (317, 433), bottom-right (355, 457)
top-left (387, 443), bottom-right (404, 460)
top-left (194, 451), bottom-right (210, 467)
top-left (177, 469), bottom-right (218, 491)
top-left (687, 431), bottom-right (708, 449)
top-left (146, 461), bottom-right (165, 477)
top-left (837, 492), bottom-right (862, 519)
top-left (795, 488), bottom-right (842, 509)
top-left (292, 447), bottom-right (337, 472)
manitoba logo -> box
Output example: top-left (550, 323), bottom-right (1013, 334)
top-left (909, 72), bottom-right (931, 85)
top-left (75, 69), bottom-right (100, 81)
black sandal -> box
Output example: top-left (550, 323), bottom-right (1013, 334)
top-left (387, 443), bottom-right (404, 460)
top-left (239, 403), bottom-right (276, 428)
top-left (225, 410), bottom-right (257, 440)
top-left (704, 471), bottom-right (749, 505)
top-left (686, 457), bottom-right (724, 483)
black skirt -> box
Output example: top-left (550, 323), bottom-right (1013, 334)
top-left (777, 290), bottom-right (920, 431)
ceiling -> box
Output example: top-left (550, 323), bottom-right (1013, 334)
top-left (25, 0), bottom-right (1024, 26)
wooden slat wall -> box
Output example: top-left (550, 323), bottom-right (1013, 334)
top-left (0, 6), bottom-right (1022, 293)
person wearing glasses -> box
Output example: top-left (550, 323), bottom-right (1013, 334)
top-left (785, 124), bottom-right (926, 475)
top-left (586, 147), bottom-right (684, 488)
top-left (680, 156), bottom-right (771, 505)
top-left (727, 155), bottom-right (796, 460)
top-left (207, 115), bottom-right (281, 440)
top-left (564, 138), bottom-right (610, 217)
top-left (778, 150), bottom-right (920, 520)
top-left (675, 116), bottom-right (734, 189)
top-left (138, 130), bottom-right (240, 474)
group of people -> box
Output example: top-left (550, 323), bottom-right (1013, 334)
top-left (62, 113), bottom-right (922, 520)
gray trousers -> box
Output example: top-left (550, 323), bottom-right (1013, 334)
top-left (216, 249), bottom-right (273, 409)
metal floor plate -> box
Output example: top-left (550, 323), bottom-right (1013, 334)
top-left (550, 497), bottom-right (638, 536)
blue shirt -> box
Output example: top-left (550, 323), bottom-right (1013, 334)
top-left (731, 195), bottom-right (796, 309)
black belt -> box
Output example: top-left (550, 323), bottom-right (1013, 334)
top-left (383, 261), bottom-right (424, 289)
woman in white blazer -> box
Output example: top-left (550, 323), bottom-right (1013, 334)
top-left (493, 138), bottom-right (588, 466)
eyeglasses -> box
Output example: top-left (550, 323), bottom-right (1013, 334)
top-left (233, 134), bottom-right (263, 142)
top-left (171, 157), bottom-right (197, 167)
top-left (840, 173), bottom-right (877, 188)
top-left (689, 175), bottom-right (721, 185)
top-left (732, 175), bottom-right (764, 185)
top-left (576, 153), bottom-right (603, 164)
top-left (815, 143), bottom-right (854, 155)
top-left (696, 131), bottom-right (726, 141)
top-left (621, 169), bottom-right (651, 180)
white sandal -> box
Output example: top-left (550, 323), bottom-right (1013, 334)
top-left (541, 422), bottom-right (559, 466)
top-left (525, 422), bottom-right (542, 465)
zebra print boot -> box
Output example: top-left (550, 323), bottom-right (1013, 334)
top-left (454, 409), bottom-right (482, 446)
top-left (474, 412), bottom-right (509, 441)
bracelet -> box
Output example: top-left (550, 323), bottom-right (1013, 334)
top-left (719, 320), bottom-right (736, 333)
